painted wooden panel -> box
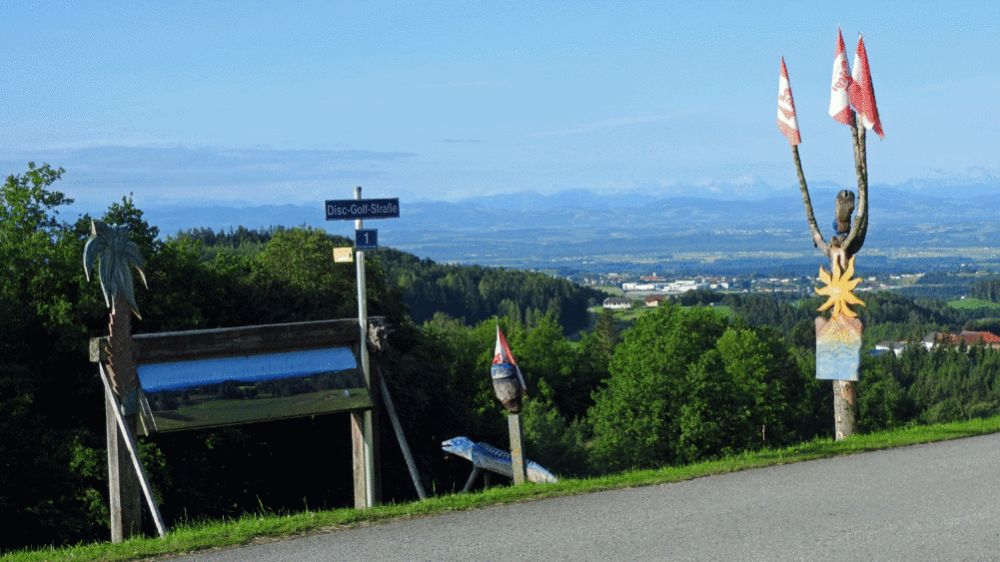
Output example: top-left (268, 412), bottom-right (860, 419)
top-left (815, 315), bottom-right (862, 381)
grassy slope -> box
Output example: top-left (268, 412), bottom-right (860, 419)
top-left (9, 416), bottom-right (1000, 562)
top-left (948, 297), bottom-right (1000, 310)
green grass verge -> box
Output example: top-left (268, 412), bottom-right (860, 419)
top-left (948, 297), bottom-right (1000, 310)
top-left (9, 415), bottom-right (1000, 562)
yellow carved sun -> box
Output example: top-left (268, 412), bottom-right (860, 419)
top-left (816, 256), bottom-right (865, 319)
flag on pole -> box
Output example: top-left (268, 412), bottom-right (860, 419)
top-left (777, 57), bottom-right (802, 145)
top-left (828, 28), bottom-right (854, 126)
top-left (848, 34), bottom-right (884, 138)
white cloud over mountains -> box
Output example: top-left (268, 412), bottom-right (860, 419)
top-left (1, 145), bottom-right (415, 208)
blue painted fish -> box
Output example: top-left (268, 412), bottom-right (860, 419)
top-left (442, 436), bottom-right (558, 484)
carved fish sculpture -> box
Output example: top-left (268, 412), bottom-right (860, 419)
top-left (442, 436), bottom-right (558, 484)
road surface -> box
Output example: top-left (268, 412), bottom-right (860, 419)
top-left (178, 433), bottom-right (1000, 561)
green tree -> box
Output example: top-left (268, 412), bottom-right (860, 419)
top-left (588, 304), bottom-right (727, 471)
top-left (521, 381), bottom-right (589, 477)
top-left (0, 163), bottom-right (110, 549)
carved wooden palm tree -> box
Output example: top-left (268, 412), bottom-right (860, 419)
top-left (84, 220), bottom-right (148, 405)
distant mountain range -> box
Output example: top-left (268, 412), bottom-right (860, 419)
top-left (135, 183), bottom-right (1000, 276)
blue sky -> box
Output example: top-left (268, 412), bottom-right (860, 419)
top-left (3, 1), bottom-right (1000, 208)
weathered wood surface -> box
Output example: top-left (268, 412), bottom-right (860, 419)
top-left (351, 411), bottom-right (367, 509)
top-left (106, 393), bottom-right (141, 542)
top-left (508, 414), bottom-right (527, 485)
top-left (102, 365), bottom-right (167, 539)
top-left (833, 380), bottom-right (857, 441)
top-left (90, 317), bottom-right (385, 364)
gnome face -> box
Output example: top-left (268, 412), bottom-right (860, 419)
top-left (490, 362), bottom-right (523, 413)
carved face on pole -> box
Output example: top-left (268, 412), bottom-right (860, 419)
top-left (834, 190), bottom-right (855, 237)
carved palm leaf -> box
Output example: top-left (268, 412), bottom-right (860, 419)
top-left (83, 221), bottom-right (148, 318)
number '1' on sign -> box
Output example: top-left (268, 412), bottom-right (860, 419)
top-left (356, 229), bottom-right (378, 250)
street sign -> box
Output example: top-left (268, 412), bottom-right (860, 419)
top-left (325, 198), bottom-right (400, 221)
top-left (355, 229), bottom-right (378, 251)
top-left (333, 247), bottom-right (354, 263)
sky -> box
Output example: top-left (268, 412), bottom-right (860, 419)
top-left (3, 1), bottom-right (1000, 209)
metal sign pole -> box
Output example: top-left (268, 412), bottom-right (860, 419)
top-left (354, 185), bottom-right (376, 508)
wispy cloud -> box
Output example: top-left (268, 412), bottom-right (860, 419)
top-left (0, 144), bottom-right (416, 207)
top-left (529, 114), bottom-right (683, 138)
top-left (414, 80), bottom-right (508, 89)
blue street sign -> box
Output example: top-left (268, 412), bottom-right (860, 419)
top-left (355, 229), bottom-right (378, 250)
top-left (325, 198), bottom-right (400, 220)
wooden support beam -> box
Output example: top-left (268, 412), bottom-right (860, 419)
top-left (375, 364), bottom-right (427, 500)
top-left (90, 317), bottom-right (385, 364)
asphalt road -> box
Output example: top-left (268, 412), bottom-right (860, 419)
top-left (178, 433), bottom-right (1000, 561)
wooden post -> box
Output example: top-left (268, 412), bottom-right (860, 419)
top-left (508, 413), bottom-right (526, 485)
top-left (104, 365), bottom-right (142, 539)
top-left (100, 365), bottom-right (166, 539)
top-left (350, 411), bottom-right (367, 508)
top-left (106, 392), bottom-right (138, 542)
top-left (833, 380), bottom-right (857, 441)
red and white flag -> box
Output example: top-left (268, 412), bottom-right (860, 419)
top-left (828, 28), bottom-right (854, 126)
top-left (776, 57), bottom-right (801, 145)
top-left (849, 34), bottom-right (884, 138)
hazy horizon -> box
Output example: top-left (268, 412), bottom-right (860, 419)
top-left (5, 2), bottom-right (1000, 210)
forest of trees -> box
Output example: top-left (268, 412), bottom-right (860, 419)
top-left (5, 163), bottom-right (1000, 552)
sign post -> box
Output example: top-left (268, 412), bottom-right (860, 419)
top-left (326, 187), bottom-right (403, 508)
top-left (353, 186), bottom-right (376, 508)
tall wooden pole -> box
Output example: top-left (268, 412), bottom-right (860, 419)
top-left (828, 117), bottom-right (868, 441)
top-left (508, 413), bottom-right (526, 485)
top-left (105, 294), bottom-right (143, 541)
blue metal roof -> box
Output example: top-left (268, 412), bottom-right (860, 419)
top-left (137, 347), bottom-right (357, 392)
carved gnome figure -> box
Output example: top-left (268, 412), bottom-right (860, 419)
top-left (833, 189), bottom-right (856, 239)
top-left (490, 325), bottom-right (527, 413)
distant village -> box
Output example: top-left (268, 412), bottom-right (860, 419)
top-left (585, 270), bottom-right (1000, 356)
top-left (581, 271), bottom-right (928, 306)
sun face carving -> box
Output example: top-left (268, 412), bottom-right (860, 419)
top-left (816, 255), bottom-right (865, 319)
